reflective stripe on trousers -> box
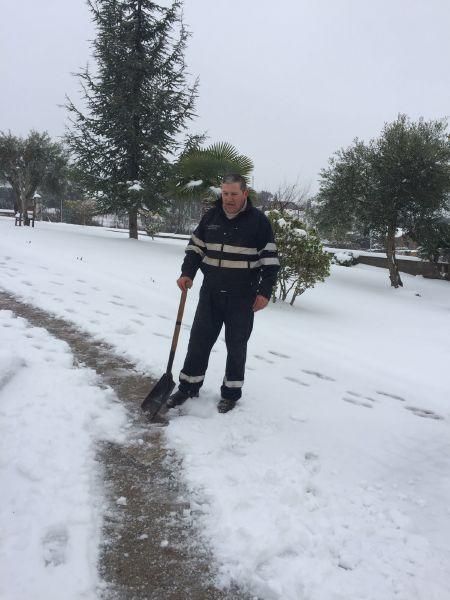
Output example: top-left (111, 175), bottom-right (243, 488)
top-left (178, 287), bottom-right (254, 401)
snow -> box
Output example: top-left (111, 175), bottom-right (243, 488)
top-left (0, 216), bottom-right (449, 599)
top-left (294, 227), bottom-right (307, 237)
top-left (325, 246), bottom-right (421, 261)
top-left (185, 179), bottom-right (203, 188)
top-left (333, 251), bottom-right (355, 265)
top-left (127, 181), bottom-right (143, 192)
top-left (0, 308), bottom-right (127, 600)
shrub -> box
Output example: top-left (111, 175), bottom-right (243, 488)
top-left (332, 251), bottom-right (359, 266)
top-left (267, 210), bottom-right (331, 306)
top-left (141, 210), bottom-right (163, 239)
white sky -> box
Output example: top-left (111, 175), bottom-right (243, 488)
top-left (1, 0), bottom-right (449, 192)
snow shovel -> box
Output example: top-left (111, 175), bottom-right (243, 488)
top-left (141, 289), bottom-right (188, 419)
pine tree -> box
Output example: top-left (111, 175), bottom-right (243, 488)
top-left (66, 0), bottom-right (197, 239)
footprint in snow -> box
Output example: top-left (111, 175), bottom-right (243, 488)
top-left (157, 314), bottom-right (170, 320)
top-left (285, 376), bottom-right (310, 387)
top-left (50, 280), bottom-right (64, 286)
top-left (346, 391), bottom-right (377, 403)
top-left (131, 319), bottom-right (144, 325)
top-left (404, 406), bottom-right (444, 420)
top-left (254, 354), bottom-right (275, 364)
top-left (268, 350), bottom-right (291, 359)
top-left (115, 326), bottom-right (135, 335)
top-left (376, 390), bottom-right (406, 402)
top-left (302, 369), bottom-right (336, 382)
top-left (42, 525), bottom-right (69, 567)
top-left (153, 332), bottom-right (171, 339)
top-left (0, 357), bottom-right (26, 390)
top-left (76, 279), bottom-right (86, 283)
top-left (21, 281), bottom-right (33, 287)
top-left (94, 310), bottom-right (109, 316)
top-left (304, 452), bottom-right (321, 474)
top-left (73, 291), bottom-right (86, 296)
top-left (343, 397), bottom-right (373, 409)
top-left (112, 295), bottom-right (123, 300)
top-left (290, 414), bottom-right (308, 422)
top-left (109, 300), bottom-right (125, 307)
top-left (305, 451), bottom-right (319, 461)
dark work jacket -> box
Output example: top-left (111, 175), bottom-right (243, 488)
top-left (181, 199), bottom-right (280, 299)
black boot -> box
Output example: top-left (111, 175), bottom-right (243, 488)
top-left (166, 389), bottom-right (199, 410)
top-left (217, 397), bottom-right (238, 413)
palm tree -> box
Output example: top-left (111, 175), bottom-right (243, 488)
top-left (173, 141), bottom-right (254, 211)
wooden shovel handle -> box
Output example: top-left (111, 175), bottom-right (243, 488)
top-left (166, 289), bottom-right (187, 374)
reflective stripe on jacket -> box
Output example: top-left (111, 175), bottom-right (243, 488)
top-left (181, 199), bottom-right (280, 299)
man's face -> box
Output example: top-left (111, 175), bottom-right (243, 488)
top-left (221, 182), bottom-right (248, 214)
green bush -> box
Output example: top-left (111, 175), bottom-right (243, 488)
top-left (268, 210), bottom-right (331, 306)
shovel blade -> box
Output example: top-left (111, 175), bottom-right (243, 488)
top-left (141, 372), bottom-right (175, 419)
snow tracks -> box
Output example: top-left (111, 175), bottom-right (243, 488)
top-left (0, 291), bottom-right (251, 600)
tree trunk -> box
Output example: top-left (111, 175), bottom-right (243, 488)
top-left (385, 224), bottom-right (403, 288)
top-left (21, 194), bottom-right (30, 226)
top-left (129, 208), bottom-right (138, 239)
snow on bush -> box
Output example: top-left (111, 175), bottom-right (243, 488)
top-left (267, 209), bottom-right (331, 305)
top-left (141, 210), bottom-right (163, 238)
top-left (332, 251), bottom-right (359, 267)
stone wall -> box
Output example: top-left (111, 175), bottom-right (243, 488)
top-left (329, 250), bottom-right (449, 281)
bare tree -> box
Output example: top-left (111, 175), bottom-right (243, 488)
top-left (270, 181), bottom-right (311, 216)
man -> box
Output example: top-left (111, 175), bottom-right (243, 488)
top-left (166, 173), bottom-right (280, 413)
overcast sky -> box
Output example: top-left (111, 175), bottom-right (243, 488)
top-left (1, 0), bottom-right (449, 193)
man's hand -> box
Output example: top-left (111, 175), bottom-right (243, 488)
top-left (177, 276), bottom-right (193, 291)
top-left (253, 294), bottom-right (269, 312)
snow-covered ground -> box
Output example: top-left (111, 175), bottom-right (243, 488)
top-left (0, 217), bottom-right (449, 600)
top-left (0, 309), bottom-right (127, 599)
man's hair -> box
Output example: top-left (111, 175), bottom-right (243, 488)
top-left (221, 173), bottom-right (248, 191)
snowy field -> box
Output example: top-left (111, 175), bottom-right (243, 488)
top-left (0, 216), bottom-right (449, 600)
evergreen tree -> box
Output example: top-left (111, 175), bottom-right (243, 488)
top-left (315, 115), bottom-right (450, 287)
top-left (66, 0), bottom-right (197, 239)
top-left (410, 216), bottom-right (450, 264)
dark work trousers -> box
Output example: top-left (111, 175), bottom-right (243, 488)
top-left (178, 287), bottom-right (255, 401)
